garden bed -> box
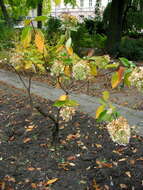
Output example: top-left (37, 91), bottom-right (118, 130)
top-left (1, 81), bottom-right (143, 190)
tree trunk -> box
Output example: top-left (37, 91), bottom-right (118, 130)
top-left (0, 0), bottom-right (11, 25)
top-left (106, 0), bottom-right (127, 56)
top-left (37, 0), bottom-right (43, 28)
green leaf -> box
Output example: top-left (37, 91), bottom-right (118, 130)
top-left (65, 38), bottom-right (72, 49)
top-left (119, 57), bottom-right (136, 68)
top-left (21, 26), bottom-right (32, 48)
top-left (111, 72), bottom-right (119, 88)
top-left (105, 62), bottom-right (119, 69)
top-left (124, 72), bottom-right (131, 87)
top-left (102, 91), bottom-right (109, 101)
top-left (96, 110), bottom-right (107, 122)
top-left (24, 19), bottom-right (31, 26)
top-left (53, 99), bottom-right (79, 107)
top-left (53, 100), bottom-right (67, 107)
top-left (96, 105), bottom-right (105, 119)
top-left (34, 16), bottom-right (48, 22)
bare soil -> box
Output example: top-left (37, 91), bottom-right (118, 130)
top-left (1, 82), bottom-right (143, 190)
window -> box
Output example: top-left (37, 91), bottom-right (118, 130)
top-left (89, 0), bottom-right (92, 7)
top-left (80, 0), bottom-right (84, 7)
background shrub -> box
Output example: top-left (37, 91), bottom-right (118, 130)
top-left (119, 37), bottom-right (143, 61)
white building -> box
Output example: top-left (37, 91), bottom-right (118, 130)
top-left (29, 0), bottom-right (108, 20)
top-left (51, 0), bottom-right (96, 19)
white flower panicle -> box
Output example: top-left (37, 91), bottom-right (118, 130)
top-left (59, 107), bottom-right (76, 122)
top-left (129, 67), bottom-right (143, 92)
top-left (107, 116), bottom-right (131, 145)
top-left (50, 61), bottom-right (65, 76)
top-left (72, 61), bottom-right (90, 80)
top-left (10, 52), bottom-right (23, 66)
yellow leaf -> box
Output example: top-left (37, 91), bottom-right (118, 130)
top-left (24, 62), bottom-right (32, 70)
top-left (64, 66), bottom-right (71, 77)
top-left (58, 94), bottom-right (68, 101)
top-left (96, 105), bottom-right (105, 119)
top-left (66, 47), bottom-right (73, 56)
top-left (46, 178), bottom-right (59, 185)
top-left (102, 91), bottom-right (109, 101)
top-left (90, 64), bottom-right (97, 76)
top-left (35, 30), bottom-right (45, 53)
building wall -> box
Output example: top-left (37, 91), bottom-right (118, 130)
top-left (28, 0), bottom-right (108, 21)
top-left (51, 0), bottom-right (97, 19)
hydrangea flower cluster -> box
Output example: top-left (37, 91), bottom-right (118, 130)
top-left (10, 52), bottom-right (23, 66)
top-left (107, 116), bottom-right (131, 145)
top-left (59, 107), bottom-right (76, 122)
top-left (50, 61), bottom-right (65, 76)
top-left (72, 62), bottom-right (90, 80)
top-left (129, 67), bottom-right (143, 92)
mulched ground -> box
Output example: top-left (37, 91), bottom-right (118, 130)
top-left (1, 81), bottom-right (143, 190)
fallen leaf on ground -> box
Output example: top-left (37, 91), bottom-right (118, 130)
top-left (66, 133), bottom-right (80, 141)
top-left (4, 175), bottom-right (15, 182)
top-left (95, 144), bottom-right (102, 148)
top-left (120, 184), bottom-right (128, 189)
top-left (67, 156), bottom-right (76, 161)
top-left (23, 138), bottom-right (31, 143)
top-left (125, 171), bottom-right (131, 178)
top-left (96, 160), bottom-right (113, 168)
top-left (46, 178), bottom-right (59, 185)
top-left (27, 167), bottom-right (35, 171)
top-left (25, 125), bottom-right (35, 132)
top-left (92, 179), bottom-right (101, 190)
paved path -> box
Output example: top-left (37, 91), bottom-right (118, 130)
top-left (0, 69), bottom-right (143, 136)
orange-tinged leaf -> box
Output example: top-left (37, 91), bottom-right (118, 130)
top-left (111, 67), bottom-right (125, 88)
top-left (95, 105), bottom-right (105, 119)
top-left (66, 47), bottom-right (73, 56)
top-left (35, 30), bottom-right (45, 53)
top-left (27, 167), bottom-right (35, 171)
top-left (46, 178), bottom-right (59, 185)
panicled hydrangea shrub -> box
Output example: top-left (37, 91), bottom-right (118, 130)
top-left (107, 116), bottom-right (131, 145)
top-left (129, 67), bottom-right (143, 92)
top-left (73, 61), bottom-right (90, 80)
top-left (50, 61), bottom-right (65, 76)
top-left (59, 107), bottom-right (76, 122)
